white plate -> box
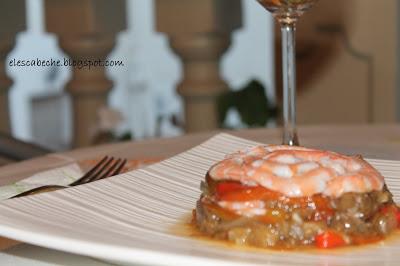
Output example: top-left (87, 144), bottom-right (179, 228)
top-left (0, 133), bottom-right (399, 266)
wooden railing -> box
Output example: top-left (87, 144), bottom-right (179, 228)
top-left (44, 0), bottom-right (127, 147)
top-left (0, 0), bottom-right (398, 148)
top-left (156, 0), bottom-right (242, 132)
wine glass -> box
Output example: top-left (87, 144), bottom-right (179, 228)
top-left (257, 0), bottom-right (319, 146)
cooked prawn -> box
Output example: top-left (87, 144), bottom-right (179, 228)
top-left (209, 145), bottom-right (384, 198)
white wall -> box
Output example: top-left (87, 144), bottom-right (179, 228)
top-left (6, 0), bottom-right (275, 147)
top-left (222, 0), bottom-right (275, 99)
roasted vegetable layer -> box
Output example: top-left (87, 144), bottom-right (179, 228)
top-left (194, 176), bottom-right (399, 249)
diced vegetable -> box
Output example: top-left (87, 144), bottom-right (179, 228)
top-left (315, 231), bottom-right (346, 248)
top-left (380, 204), bottom-right (400, 227)
top-left (258, 209), bottom-right (285, 223)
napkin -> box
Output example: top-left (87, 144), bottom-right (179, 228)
top-left (0, 164), bottom-right (83, 201)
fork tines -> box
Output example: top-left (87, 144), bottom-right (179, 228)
top-left (70, 157), bottom-right (127, 186)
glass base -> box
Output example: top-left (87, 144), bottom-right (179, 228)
top-left (283, 131), bottom-right (300, 146)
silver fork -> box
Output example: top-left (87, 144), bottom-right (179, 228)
top-left (11, 156), bottom-right (127, 198)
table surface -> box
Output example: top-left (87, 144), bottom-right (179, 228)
top-left (0, 124), bottom-right (399, 265)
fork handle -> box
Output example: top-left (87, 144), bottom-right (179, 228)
top-left (11, 185), bottom-right (68, 199)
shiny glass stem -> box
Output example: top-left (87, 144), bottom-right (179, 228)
top-left (281, 22), bottom-right (299, 146)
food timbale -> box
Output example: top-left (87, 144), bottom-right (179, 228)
top-left (194, 145), bottom-right (400, 249)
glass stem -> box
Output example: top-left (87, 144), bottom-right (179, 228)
top-left (281, 22), bottom-right (299, 146)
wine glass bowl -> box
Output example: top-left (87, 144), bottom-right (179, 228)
top-left (258, 0), bottom-right (318, 23)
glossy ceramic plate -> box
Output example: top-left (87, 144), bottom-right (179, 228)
top-left (0, 134), bottom-right (399, 266)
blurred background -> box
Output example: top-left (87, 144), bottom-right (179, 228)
top-left (0, 0), bottom-right (398, 157)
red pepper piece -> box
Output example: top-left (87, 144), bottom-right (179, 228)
top-left (381, 204), bottom-right (400, 227)
top-left (315, 231), bottom-right (346, 249)
top-left (396, 211), bottom-right (400, 227)
top-left (216, 182), bottom-right (282, 202)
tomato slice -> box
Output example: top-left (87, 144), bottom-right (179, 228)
top-left (216, 184), bottom-right (281, 202)
top-left (315, 231), bottom-right (346, 249)
top-left (215, 182), bottom-right (333, 212)
top-left (216, 182), bottom-right (248, 196)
